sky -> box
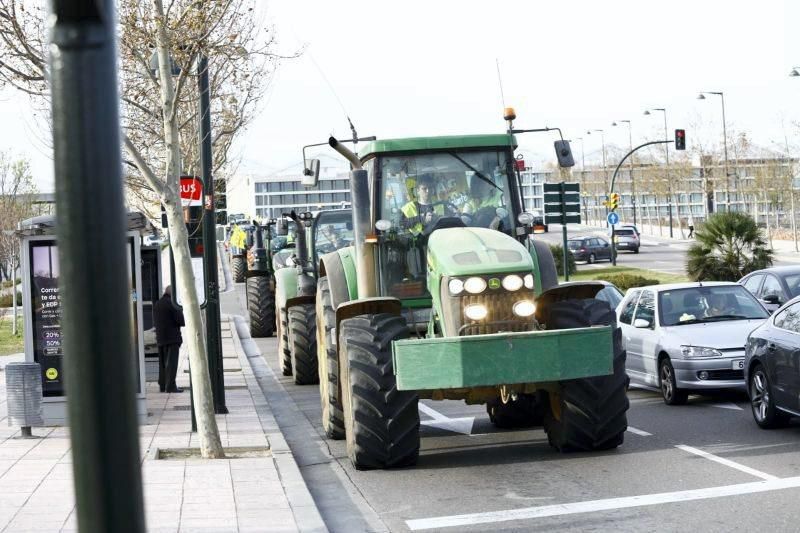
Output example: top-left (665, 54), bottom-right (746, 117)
top-left (1, 0), bottom-right (799, 192)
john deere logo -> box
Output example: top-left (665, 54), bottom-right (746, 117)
top-left (488, 278), bottom-right (501, 290)
top-left (45, 368), bottom-right (58, 380)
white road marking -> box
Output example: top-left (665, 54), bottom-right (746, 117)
top-left (626, 426), bottom-right (652, 436)
top-left (418, 403), bottom-right (474, 435)
top-left (707, 402), bottom-right (744, 411)
top-left (675, 444), bottom-right (777, 480)
top-left (406, 475), bottom-right (800, 530)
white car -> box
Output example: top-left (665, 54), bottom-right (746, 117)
top-left (616, 282), bottom-right (769, 404)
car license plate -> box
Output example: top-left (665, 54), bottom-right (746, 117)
top-left (732, 359), bottom-right (744, 370)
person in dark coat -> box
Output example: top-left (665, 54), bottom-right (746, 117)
top-left (153, 285), bottom-right (185, 393)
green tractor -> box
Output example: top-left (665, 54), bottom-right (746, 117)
top-left (309, 121), bottom-right (629, 470)
top-left (274, 210), bottom-right (354, 384)
top-left (243, 220), bottom-right (277, 338)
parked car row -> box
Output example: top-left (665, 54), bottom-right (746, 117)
top-left (606, 265), bottom-right (800, 432)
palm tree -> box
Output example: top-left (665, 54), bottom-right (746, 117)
top-left (686, 212), bottom-right (773, 281)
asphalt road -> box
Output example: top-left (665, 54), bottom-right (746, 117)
top-left (222, 282), bottom-right (800, 533)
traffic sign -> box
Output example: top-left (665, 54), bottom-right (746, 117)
top-left (545, 214), bottom-right (581, 225)
top-left (607, 212), bottom-right (620, 225)
top-left (180, 176), bottom-right (203, 206)
top-left (544, 182), bottom-right (580, 193)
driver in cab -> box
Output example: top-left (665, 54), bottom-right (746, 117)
top-left (400, 174), bottom-right (446, 235)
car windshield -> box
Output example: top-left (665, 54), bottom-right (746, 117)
top-left (658, 285), bottom-right (769, 326)
top-left (784, 273), bottom-right (800, 297)
top-left (567, 240), bottom-right (583, 250)
top-left (597, 286), bottom-right (623, 308)
top-left (377, 149), bottom-right (515, 299)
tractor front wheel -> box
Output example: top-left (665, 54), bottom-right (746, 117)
top-left (247, 276), bottom-right (275, 338)
top-left (232, 256), bottom-right (246, 283)
top-left (317, 277), bottom-right (344, 439)
top-left (542, 298), bottom-right (629, 452)
top-left (277, 307), bottom-right (292, 376)
top-left (339, 313), bottom-right (419, 470)
top-left (288, 304), bottom-right (318, 385)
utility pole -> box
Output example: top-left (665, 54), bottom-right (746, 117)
top-left (198, 52), bottom-right (227, 414)
top-left (50, 1), bottom-right (144, 531)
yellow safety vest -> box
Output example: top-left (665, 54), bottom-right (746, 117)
top-left (401, 202), bottom-right (444, 235)
top-left (230, 225), bottom-right (246, 249)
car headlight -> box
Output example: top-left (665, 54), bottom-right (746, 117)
top-left (524, 274), bottom-right (534, 289)
top-left (512, 300), bottom-right (536, 317)
top-left (680, 345), bottom-right (724, 358)
top-left (502, 274), bottom-right (523, 291)
top-left (448, 278), bottom-right (464, 296)
top-left (464, 304), bottom-right (488, 321)
top-left (463, 277), bottom-right (487, 294)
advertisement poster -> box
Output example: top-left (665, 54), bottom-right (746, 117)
top-left (29, 241), bottom-right (63, 396)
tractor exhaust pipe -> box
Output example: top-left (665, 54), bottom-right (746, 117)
top-left (329, 137), bottom-right (375, 298)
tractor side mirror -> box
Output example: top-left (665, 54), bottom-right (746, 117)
top-left (275, 218), bottom-right (288, 236)
top-left (554, 140), bottom-right (575, 168)
top-left (302, 159), bottom-right (320, 187)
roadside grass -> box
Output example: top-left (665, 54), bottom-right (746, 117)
top-left (0, 315), bottom-right (24, 356)
top-left (560, 266), bottom-right (689, 285)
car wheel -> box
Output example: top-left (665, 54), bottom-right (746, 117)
top-left (588, 253), bottom-right (596, 264)
top-left (749, 365), bottom-right (790, 429)
top-left (634, 247), bottom-right (640, 254)
top-left (659, 357), bottom-right (688, 405)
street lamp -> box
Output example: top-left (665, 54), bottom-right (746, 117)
top-left (588, 129), bottom-right (608, 226)
top-left (575, 136), bottom-right (588, 223)
top-left (698, 91), bottom-right (730, 213)
top-left (612, 120), bottom-right (637, 225)
top-left (644, 108), bottom-right (674, 237)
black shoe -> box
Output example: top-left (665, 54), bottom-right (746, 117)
top-left (159, 388), bottom-right (166, 393)
top-left (167, 387), bottom-right (184, 393)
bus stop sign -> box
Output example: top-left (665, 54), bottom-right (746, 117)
top-left (180, 176), bottom-right (203, 206)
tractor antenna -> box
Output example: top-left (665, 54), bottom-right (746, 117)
top-left (496, 58), bottom-right (507, 109)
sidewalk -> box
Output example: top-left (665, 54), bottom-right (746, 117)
top-left (0, 316), bottom-right (326, 533)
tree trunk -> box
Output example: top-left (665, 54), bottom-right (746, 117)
top-left (11, 253), bottom-right (16, 336)
top-left (153, 0), bottom-right (223, 459)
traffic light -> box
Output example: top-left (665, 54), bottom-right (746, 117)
top-left (675, 129), bottom-right (686, 150)
top-left (607, 192), bottom-right (620, 211)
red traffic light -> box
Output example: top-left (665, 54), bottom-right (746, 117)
top-left (675, 129), bottom-right (686, 150)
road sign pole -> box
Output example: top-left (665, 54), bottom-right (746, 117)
top-left (611, 224), bottom-right (617, 266)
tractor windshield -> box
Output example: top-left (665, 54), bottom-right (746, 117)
top-left (378, 149), bottom-right (515, 299)
top-left (314, 213), bottom-right (354, 256)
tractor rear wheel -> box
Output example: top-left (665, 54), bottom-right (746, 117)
top-left (530, 239), bottom-right (559, 292)
top-left (232, 256), bottom-right (245, 283)
top-left (247, 276), bottom-right (275, 338)
top-left (542, 298), bottom-right (629, 452)
top-left (317, 277), bottom-right (344, 439)
top-left (277, 307), bottom-right (292, 376)
top-left (486, 394), bottom-right (543, 429)
top-left (339, 313), bottom-right (419, 470)
top-left (289, 304), bottom-right (318, 385)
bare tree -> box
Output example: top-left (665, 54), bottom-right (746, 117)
top-left (0, 0), bottom-right (287, 458)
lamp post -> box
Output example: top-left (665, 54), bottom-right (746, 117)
top-left (698, 91), bottom-right (730, 212)
top-left (575, 136), bottom-right (587, 223)
top-left (644, 108), bottom-right (673, 237)
top-left (612, 120), bottom-right (637, 225)
top-left (588, 129), bottom-right (607, 226)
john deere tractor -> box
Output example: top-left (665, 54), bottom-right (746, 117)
top-left (309, 116), bottom-right (628, 470)
top-left (243, 221), bottom-right (276, 338)
top-left (274, 209), bottom-right (353, 385)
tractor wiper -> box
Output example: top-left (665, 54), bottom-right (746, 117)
top-left (447, 152), bottom-right (502, 192)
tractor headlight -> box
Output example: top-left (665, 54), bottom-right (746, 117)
top-left (512, 300), bottom-right (536, 317)
top-left (464, 304), bottom-right (488, 321)
top-left (524, 274), bottom-right (534, 289)
top-left (448, 278), bottom-right (464, 296)
top-left (502, 274), bottom-right (523, 291)
top-left (463, 277), bottom-right (487, 294)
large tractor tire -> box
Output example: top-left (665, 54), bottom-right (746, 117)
top-left (277, 307), bottom-right (292, 376)
top-left (316, 277), bottom-right (344, 439)
top-left (486, 393), bottom-right (543, 429)
top-left (542, 298), bottom-right (629, 452)
top-left (247, 276), bottom-right (275, 338)
top-left (530, 239), bottom-right (558, 292)
top-left (232, 256), bottom-right (246, 283)
top-left (288, 304), bottom-right (318, 385)
top-left (339, 313), bottom-right (419, 470)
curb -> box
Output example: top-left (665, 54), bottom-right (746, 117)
top-left (228, 314), bottom-right (328, 533)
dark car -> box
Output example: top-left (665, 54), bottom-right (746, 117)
top-left (567, 236), bottom-right (612, 264)
top-left (739, 266), bottom-right (800, 313)
top-left (745, 296), bottom-right (800, 428)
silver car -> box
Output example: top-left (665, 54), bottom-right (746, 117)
top-left (616, 282), bottom-right (769, 404)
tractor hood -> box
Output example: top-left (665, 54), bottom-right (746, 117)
top-left (427, 227), bottom-right (533, 276)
